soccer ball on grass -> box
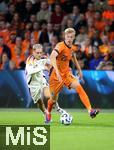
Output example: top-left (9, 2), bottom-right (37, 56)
top-left (60, 112), bottom-right (73, 125)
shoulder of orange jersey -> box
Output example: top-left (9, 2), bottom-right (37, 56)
top-left (72, 44), bottom-right (79, 52)
top-left (54, 41), bottom-right (64, 49)
top-left (53, 41), bottom-right (65, 54)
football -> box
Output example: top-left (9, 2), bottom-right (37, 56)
top-left (60, 112), bottom-right (73, 125)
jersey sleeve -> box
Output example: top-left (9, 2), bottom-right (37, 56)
top-left (26, 58), bottom-right (50, 75)
top-left (26, 63), bottom-right (43, 75)
top-left (54, 43), bottom-right (63, 54)
top-left (72, 45), bottom-right (78, 52)
top-left (38, 58), bottom-right (50, 66)
top-left (26, 59), bottom-right (43, 75)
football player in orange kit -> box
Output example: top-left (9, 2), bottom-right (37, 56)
top-left (46, 28), bottom-right (99, 123)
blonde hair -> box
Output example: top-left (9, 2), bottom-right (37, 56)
top-left (33, 44), bottom-right (43, 50)
top-left (64, 28), bottom-right (76, 35)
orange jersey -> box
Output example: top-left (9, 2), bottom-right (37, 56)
top-left (7, 41), bottom-right (16, 58)
top-left (103, 11), bottom-right (114, 20)
top-left (99, 44), bottom-right (111, 55)
top-left (0, 47), bottom-right (3, 55)
top-left (108, 0), bottom-right (114, 5)
top-left (52, 41), bottom-right (77, 76)
top-left (48, 0), bottom-right (55, 4)
top-left (31, 31), bottom-right (39, 42)
top-left (12, 54), bottom-right (25, 68)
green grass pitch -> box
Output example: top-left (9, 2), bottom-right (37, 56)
top-left (0, 109), bottom-right (114, 150)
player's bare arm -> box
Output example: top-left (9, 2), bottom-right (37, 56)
top-left (44, 63), bottom-right (51, 71)
top-left (72, 52), bottom-right (83, 79)
top-left (50, 50), bottom-right (62, 81)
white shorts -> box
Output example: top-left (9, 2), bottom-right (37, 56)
top-left (29, 80), bottom-right (48, 104)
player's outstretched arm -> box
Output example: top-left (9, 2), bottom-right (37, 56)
top-left (72, 52), bottom-right (83, 79)
top-left (50, 50), bottom-right (62, 81)
top-left (26, 63), bottom-right (43, 75)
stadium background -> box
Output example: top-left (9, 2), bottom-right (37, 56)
top-left (0, 70), bottom-right (114, 108)
top-left (0, 0), bottom-right (114, 108)
top-left (0, 1), bottom-right (114, 150)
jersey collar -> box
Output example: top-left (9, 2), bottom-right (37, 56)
top-left (64, 41), bottom-right (71, 49)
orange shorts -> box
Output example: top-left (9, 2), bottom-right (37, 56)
top-left (49, 71), bottom-right (78, 97)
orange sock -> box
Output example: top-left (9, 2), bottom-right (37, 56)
top-left (76, 84), bottom-right (91, 111)
top-left (47, 99), bottom-right (55, 113)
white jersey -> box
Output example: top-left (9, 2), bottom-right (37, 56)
top-left (25, 55), bottom-right (50, 103)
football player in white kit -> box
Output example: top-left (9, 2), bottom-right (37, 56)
top-left (26, 44), bottom-right (67, 123)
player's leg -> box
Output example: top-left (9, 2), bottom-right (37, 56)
top-left (42, 86), bottom-right (59, 123)
top-left (65, 74), bottom-right (99, 118)
top-left (42, 86), bottom-right (56, 112)
top-left (37, 98), bottom-right (51, 123)
top-left (30, 87), bottom-right (48, 123)
top-left (55, 102), bottom-right (67, 114)
top-left (71, 81), bottom-right (99, 118)
top-left (43, 86), bottom-right (67, 115)
top-left (71, 80), bottom-right (91, 110)
top-left (43, 87), bottom-right (50, 99)
top-left (41, 86), bottom-right (54, 123)
top-left (45, 93), bottom-right (58, 123)
top-left (37, 99), bottom-right (46, 114)
top-left (46, 80), bottom-right (63, 123)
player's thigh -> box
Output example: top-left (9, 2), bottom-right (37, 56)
top-left (64, 73), bottom-right (79, 89)
top-left (49, 79), bottom-right (63, 101)
top-left (43, 86), bottom-right (59, 101)
top-left (43, 86), bottom-right (50, 99)
top-left (70, 80), bottom-right (80, 89)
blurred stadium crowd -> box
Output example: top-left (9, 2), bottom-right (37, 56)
top-left (0, 0), bottom-right (114, 70)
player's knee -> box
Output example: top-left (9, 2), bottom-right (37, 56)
top-left (44, 94), bottom-right (50, 99)
top-left (43, 87), bottom-right (51, 99)
top-left (49, 91), bottom-right (58, 101)
top-left (50, 94), bottom-right (58, 103)
top-left (70, 80), bottom-right (79, 89)
top-left (51, 97), bottom-right (57, 102)
top-left (37, 99), bottom-right (42, 104)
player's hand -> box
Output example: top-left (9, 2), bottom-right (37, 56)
top-left (56, 71), bottom-right (62, 82)
top-left (78, 71), bottom-right (85, 84)
top-left (78, 70), bottom-right (83, 80)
